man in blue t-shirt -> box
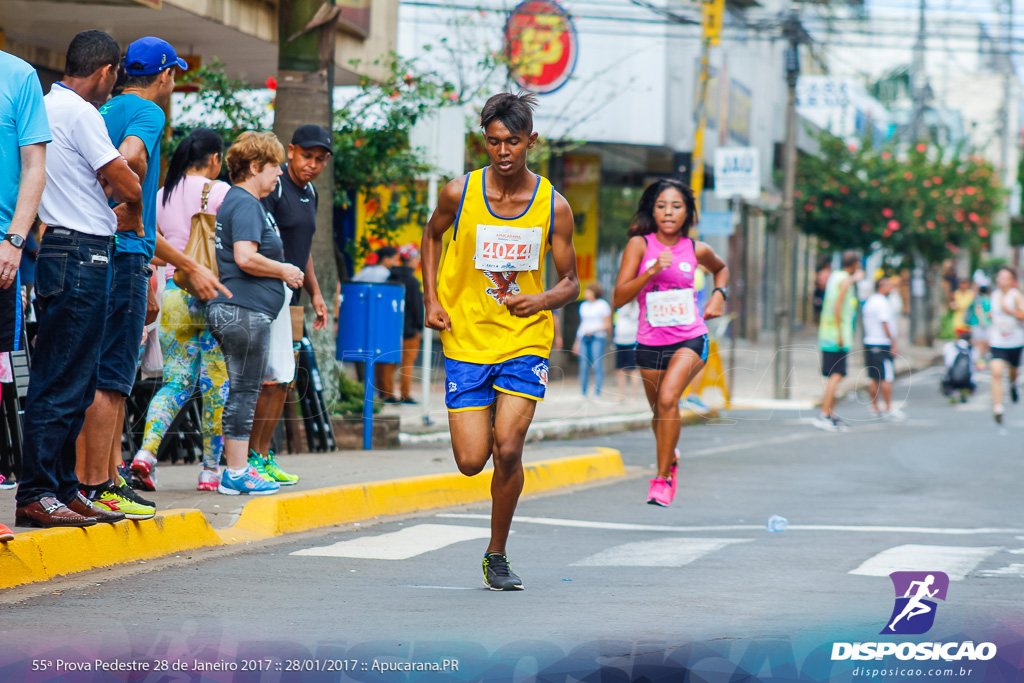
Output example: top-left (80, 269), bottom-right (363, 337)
top-left (0, 50), bottom-right (50, 356)
top-left (77, 37), bottom-right (187, 518)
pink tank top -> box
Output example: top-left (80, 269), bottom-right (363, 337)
top-left (636, 233), bottom-right (708, 346)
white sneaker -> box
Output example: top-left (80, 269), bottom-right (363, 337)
top-left (882, 408), bottom-right (907, 422)
top-left (130, 450), bottom-right (158, 491)
top-left (197, 468), bottom-right (220, 492)
top-left (812, 415), bottom-right (839, 432)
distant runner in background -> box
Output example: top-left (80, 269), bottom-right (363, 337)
top-left (814, 251), bottom-right (863, 433)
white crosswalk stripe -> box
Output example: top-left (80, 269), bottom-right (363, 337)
top-left (849, 544), bottom-right (1002, 581)
top-left (571, 538), bottom-right (750, 567)
top-left (977, 564), bottom-right (1024, 578)
top-left (290, 524), bottom-right (492, 560)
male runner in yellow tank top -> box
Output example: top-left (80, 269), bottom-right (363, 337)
top-left (421, 92), bottom-right (579, 590)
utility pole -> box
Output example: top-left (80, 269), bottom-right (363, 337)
top-left (909, 0), bottom-right (928, 346)
top-left (691, 0), bottom-right (724, 222)
top-left (276, 0), bottom-right (340, 304)
top-left (995, 0), bottom-right (1015, 264)
top-left (774, 13), bottom-right (802, 400)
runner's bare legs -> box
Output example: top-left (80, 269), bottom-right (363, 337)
top-left (449, 393), bottom-right (536, 553)
top-left (640, 347), bottom-right (705, 476)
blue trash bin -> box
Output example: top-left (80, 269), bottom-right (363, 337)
top-left (336, 282), bottom-right (405, 449)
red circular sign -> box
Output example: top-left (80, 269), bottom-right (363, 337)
top-left (504, 0), bottom-right (578, 95)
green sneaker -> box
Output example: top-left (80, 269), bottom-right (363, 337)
top-left (93, 487), bottom-right (156, 520)
top-left (263, 450), bottom-right (299, 486)
top-left (248, 450), bottom-right (275, 482)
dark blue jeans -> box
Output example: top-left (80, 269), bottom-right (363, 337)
top-left (97, 251), bottom-right (150, 396)
top-left (16, 228), bottom-right (113, 506)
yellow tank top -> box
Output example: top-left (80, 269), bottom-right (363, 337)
top-left (438, 168), bottom-right (555, 364)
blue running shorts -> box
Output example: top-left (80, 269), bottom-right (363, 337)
top-left (444, 355), bottom-right (549, 411)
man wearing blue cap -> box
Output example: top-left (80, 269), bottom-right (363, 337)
top-left (76, 36), bottom-right (188, 518)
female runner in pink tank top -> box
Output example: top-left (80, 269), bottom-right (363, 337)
top-left (613, 179), bottom-right (729, 507)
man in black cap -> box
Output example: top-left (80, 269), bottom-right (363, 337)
top-left (246, 124), bottom-right (333, 483)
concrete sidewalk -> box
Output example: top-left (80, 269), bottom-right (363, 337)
top-left (0, 446), bottom-right (624, 590)
top-left (725, 320), bottom-right (943, 408)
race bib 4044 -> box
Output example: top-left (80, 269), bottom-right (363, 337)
top-left (646, 288), bottom-right (696, 327)
top-left (475, 225), bottom-right (542, 272)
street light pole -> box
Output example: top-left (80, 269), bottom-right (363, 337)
top-left (909, 0), bottom-right (928, 345)
top-left (775, 15), bottom-right (801, 400)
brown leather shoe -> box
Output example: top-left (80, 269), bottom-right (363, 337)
top-left (14, 496), bottom-right (97, 528)
top-left (67, 492), bottom-right (125, 524)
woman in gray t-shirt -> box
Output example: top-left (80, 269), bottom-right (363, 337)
top-left (207, 131), bottom-right (304, 496)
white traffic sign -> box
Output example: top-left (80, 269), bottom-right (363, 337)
top-left (714, 147), bottom-right (760, 200)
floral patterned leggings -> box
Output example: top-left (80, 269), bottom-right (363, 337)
top-left (140, 283), bottom-right (229, 469)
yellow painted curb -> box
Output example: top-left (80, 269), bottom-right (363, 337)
top-left (0, 449), bottom-right (624, 591)
top-left (0, 509), bottom-right (221, 590)
top-left (222, 448), bottom-right (625, 541)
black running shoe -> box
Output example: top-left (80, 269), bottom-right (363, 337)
top-left (1012, 386), bottom-right (1019, 404)
top-left (482, 552), bottom-right (524, 591)
top-left (116, 476), bottom-right (156, 508)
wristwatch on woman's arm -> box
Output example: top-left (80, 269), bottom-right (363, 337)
top-left (713, 287), bottom-right (729, 302)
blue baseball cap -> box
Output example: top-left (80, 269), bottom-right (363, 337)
top-left (124, 37), bottom-right (188, 76)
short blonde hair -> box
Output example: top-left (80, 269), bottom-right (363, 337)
top-left (226, 131), bottom-right (285, 184)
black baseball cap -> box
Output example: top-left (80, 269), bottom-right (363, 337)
top-left (291, 124), bottom-right (333, 153)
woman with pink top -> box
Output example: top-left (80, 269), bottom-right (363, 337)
top-left (130, 128), bottom-right (231, 492)
top-left (613, 179), bottom-right (729, 507)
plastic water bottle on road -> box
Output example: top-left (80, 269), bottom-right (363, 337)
top-left (766, 515), bottom-right (788, 532)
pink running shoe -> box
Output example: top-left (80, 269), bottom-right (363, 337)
top-left (197, 468), bottom-right (220, 492)
top-left (0, 522), bottom-right (13, 542)
top-left (130, 451), bottom-right (158, 491)
top-left (0, 473), bottom-right (15, 491)
top-left (647, 477), bottom-right (673, 507)
top-left (667, 448), bottom-right (679, 499)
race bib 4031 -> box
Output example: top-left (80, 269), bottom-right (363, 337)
top-left (646, 288), bottom-right (696, 327)
top-left (475, 225), bottom-right (542, 272)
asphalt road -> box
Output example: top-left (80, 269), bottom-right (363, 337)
top-left (2, 367), bottom-right (1023, 682)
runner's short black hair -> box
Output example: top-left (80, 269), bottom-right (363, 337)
top-left (64, 30), bottom-right (120, 78)
top-left (841, 250), bottom-right (861, 269)
top-left (480, 92), bottom-right (538, 135)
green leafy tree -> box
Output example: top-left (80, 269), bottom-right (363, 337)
top-left (168, 59), bottom-right (272, 162)
top-left (332, 54), bottom-right (459, 260)
top-left (796, 132), bottom-right (1005, 264)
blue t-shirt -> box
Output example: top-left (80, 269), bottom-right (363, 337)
top-left (0, 51), bottom-right (51, 238)
top-left (99, 93), bottom-right (165, 258)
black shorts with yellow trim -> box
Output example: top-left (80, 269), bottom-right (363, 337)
top-left (444, 355), bottom-right (549, 412)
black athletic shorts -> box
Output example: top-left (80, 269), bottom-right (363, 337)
top-left (821, 350), bottom-right (848, 377)
top-left (991, 346), bottom-right (1024, 368)
top-left (864, 344), bottom-right (894, 383)
top-left (635, 335), bottom-right (709, 372)
top-left (614, 343), bottom-right (637, 370)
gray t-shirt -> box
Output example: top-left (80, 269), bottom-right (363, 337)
top-left (210, 185), bottom-right (286, 317)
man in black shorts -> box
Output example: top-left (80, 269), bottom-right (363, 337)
top-left (862, 276), bottom-right (904, 420)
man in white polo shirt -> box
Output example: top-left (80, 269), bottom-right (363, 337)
top-left (14, 31), bottom-right (142, 529)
